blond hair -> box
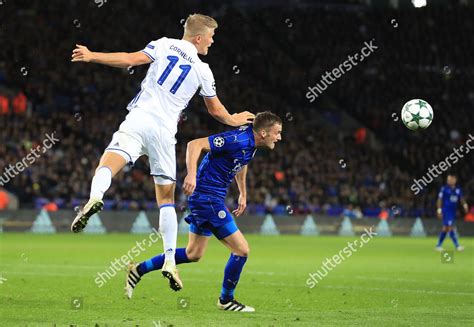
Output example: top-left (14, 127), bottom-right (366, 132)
top-left (184, 14), bottom-right (218, 37)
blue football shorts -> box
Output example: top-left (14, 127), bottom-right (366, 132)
top-left (442, 212), bottom-right (456, 227)
top-left (184, 193), bottom-right (238, 240)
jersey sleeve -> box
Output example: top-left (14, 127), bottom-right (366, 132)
top-left (199, 64), bottom-right (216, 97)
top-left (141, 37), bottom-right (166, 62)
top-left (208, 131), bottom-right (240, 155)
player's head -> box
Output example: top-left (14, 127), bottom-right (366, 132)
top-left (253, 111), bottom-right (282, 150)
top-left (183, 14), bottom-right (218, 56)
top-left (447, 174), bottom-right (457, 187)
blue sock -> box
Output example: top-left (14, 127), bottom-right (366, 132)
top-left (137, 248), bottom-right (189, 276)
top-left (220, 254), bottom-right (247, 302)
top-left (437, 231), bottom-right (447, 247)
top-left (449, 230), bottom-right (459, 247)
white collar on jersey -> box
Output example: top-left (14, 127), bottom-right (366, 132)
top-left (181, 39), bottom-right (199, 54)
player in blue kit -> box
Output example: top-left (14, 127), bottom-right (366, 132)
top-left (124, 112), bottom-right (282, 312)
top-left (435, 174), bottom-right (469, 251)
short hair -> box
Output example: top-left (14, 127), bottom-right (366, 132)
top-left (184, 14), bottom-right (218, 37)
top-left (253, 111), bottom-right (282, 131)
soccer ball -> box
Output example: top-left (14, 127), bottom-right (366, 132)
top-left (401, 99), bottom-right (433, 130)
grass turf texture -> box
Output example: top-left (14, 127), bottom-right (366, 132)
top-left (0, 233), bottom-right (473, 326)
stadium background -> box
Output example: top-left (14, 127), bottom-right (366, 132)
top-left (1, 0), bottom-right (473, 326)
top-left (1, 0), bottom-right (473, 219)
top-left (0, 1), bottom-right (474, 223)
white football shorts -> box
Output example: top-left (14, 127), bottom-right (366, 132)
top-left (105, 109), bottom-right (177, 185)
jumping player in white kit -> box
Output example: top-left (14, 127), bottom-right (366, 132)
top-left (69, 14), bottom-right (254, 291)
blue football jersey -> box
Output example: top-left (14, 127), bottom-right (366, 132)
top-left (194, 125), bottom-right (257, 200)
top-left (438, 185), bottom-right (463, 216)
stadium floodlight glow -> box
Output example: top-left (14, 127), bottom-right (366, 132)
top-left (411, 0), bottom-right (427, 8)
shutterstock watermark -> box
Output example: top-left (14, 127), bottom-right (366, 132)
top-left (95, 228), bottom-right (161, 287)
top-left (411, 134), bottom-right (474, 195)
top-left (306, 226), bottom-right (377, 288)
top-left (306, 39), bottom-right (378, 102)
top-left (0, 131), bottom-right (59, 186)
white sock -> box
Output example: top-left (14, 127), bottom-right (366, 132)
top-left (159, 205), bottom-right (177, 265)
top-left (89, 167), bottom-right (112, 200)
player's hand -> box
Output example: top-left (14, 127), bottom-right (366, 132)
top-left (71, 44), bottom-right (94, 63)
top-left (463, 204), bottom-right (469, 214)
top-left (183, 174), bottom-right (196, 196)
top-left (437, 211), bottom-right (443, 220)
top-left (232, 194), bottom-right (247, 217)
top-left (231, 111), bottom-right (255, 126)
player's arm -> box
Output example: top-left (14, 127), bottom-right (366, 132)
top-left (436, 188), bottom-right (444, 219)
top-left (71, 44), bottom-right (151, 68)
top-left (203, 97), bottom-right (255, 127)
top-left (183, 137), bottom-right (211, 196)
top-left (436, 198), bottom-right (443, 219)
top-left (233, 165), bottom-right (248, 217)
top-left (460, 198), bottom-right (469, 214)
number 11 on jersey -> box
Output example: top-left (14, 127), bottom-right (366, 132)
top-left (157, 55), bottom-right (191, 94)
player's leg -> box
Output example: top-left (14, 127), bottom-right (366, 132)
top-left (152, 180), bottom-right (183, 290)
top-left (147, 127), bottom-right (183, 290)
top-left (215, 224), bottom-right (255, 312)
top-left (71, 151), bottom-right (128, 232)
top-left (137, 228), bottom-right (210, 275)
top-left (185, 225), bottom-right (212, 261)
top-left (71, 121), bottom-right (143, 232)
top-left (155, 182), bottom-right (177, 262)
top-left (91, 152), bottom-right (127, 195)
top-left (125, 227), bottom-right (211, 298)
top-left (447, 225), bottom-right (463, 251)
top-left (153, 182), bottom-right (183, 291)
top-left (219, 230), bottom-right (250, 300)
top-left (436, 224), bottom-right (449, 250)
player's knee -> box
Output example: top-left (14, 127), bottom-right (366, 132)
top-left (154, 183), bottom-right (176, 205)
top-left (235, 245), bottom-right (250, 257)
top-left (186, 249), bottom-right (204, 262)
top-left (156, 194), bottom-right (174, 206)
top-left (95, 165), bottom-right (113, 176)
top-left (188, 253), bottom-right (203, 262)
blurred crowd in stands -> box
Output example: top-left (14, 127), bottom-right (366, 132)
top-left (1, 0), bottom-right (472, 218)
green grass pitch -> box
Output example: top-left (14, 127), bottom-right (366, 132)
top-left (1, 233), bottom-right (473, 326)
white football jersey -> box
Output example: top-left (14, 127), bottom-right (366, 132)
top-left (127, 37), bottom-right (216, 136)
